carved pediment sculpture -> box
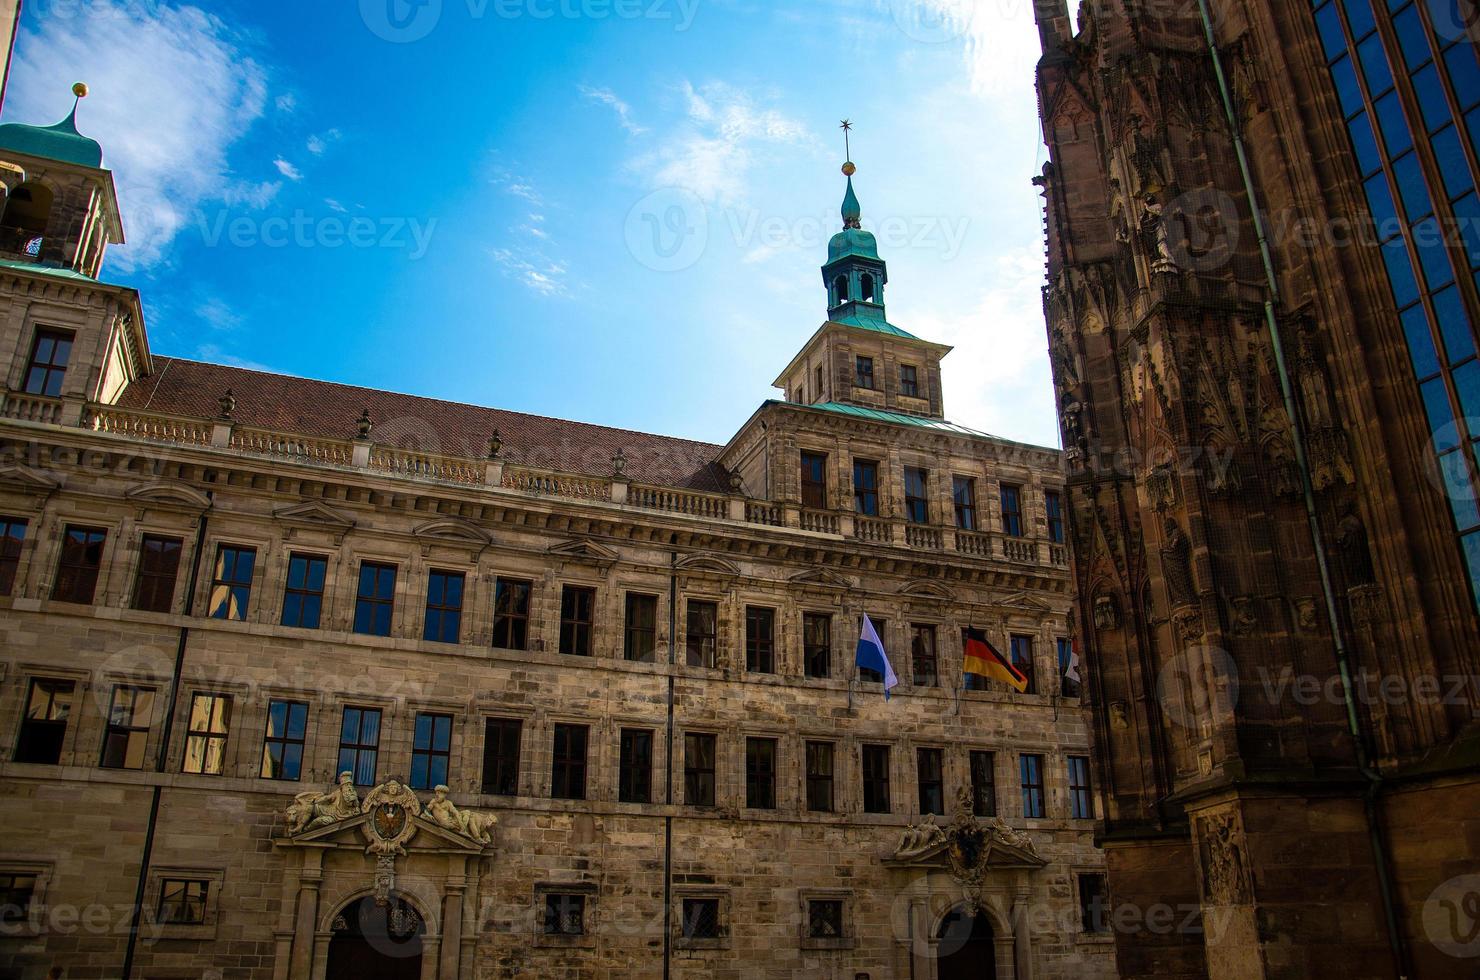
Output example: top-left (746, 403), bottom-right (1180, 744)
top-left (424, 784), bottom-right (497, 845)
top-left (286, 771), bottom-right (361, 835)
top-left (361, 779), bottom-right (422, 857)
top-left (887, 788), bottom-right (1043, 910)
top-left (283, 773), bottom-right (496, 850)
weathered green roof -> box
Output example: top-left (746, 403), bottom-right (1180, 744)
top-left (0, 106), bottom-right (103, 168)
top-left (0, 258), bottom-right (98, 283)
top-left (830, 310), bottom-right (919, 340)
top-left (797, 401), bottom-right (999, 439)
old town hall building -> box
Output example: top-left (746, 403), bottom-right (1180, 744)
top-left (0, 87), bottom-right (1111, 978)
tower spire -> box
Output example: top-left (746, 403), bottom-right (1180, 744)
top-left (839, 120), bottom-right (862, 230)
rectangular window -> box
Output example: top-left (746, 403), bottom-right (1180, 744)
top-left (910, 624), bottom-right (938, 687)
top-left (552, 723), bottom-right (588, 800)
top-left (481, 718), bottom-right (522, 796)
top-left (53, 525), bottom-right (106, 604)
top-left (1000, 484), bottom-right (1023, 537)
top-left (686, 599), bottom-right (718, 668)
top-left (1079, 873), bottom-right (1110, 933)
top-left (953, 477), bottom-right (977, 530)
top-left (917, 747), bottom-right (945, 816)
top-left (411, 712), bottom-right (453, 790)
top-left (853, 460), bottom-right (880, 516)
top-left (337, 707), bottom-right (381, 786)
top-left (904, 467), bottom-right (929, 524)
top-left (559, 586), bottom-right (595, 657)
top-left (423, 570), bottom-right (464, 644)
top-left (618, 728), bottom-right (652, 804)
top-left (207, 544), bottom-right (256, 621)
top-left (1046, 490), bottom-right (1065, 544)
top-left (492, 578), bottom-right (532, 650)
top-left (805, 740), bottom-right (834, 812)
top-left (158, 879), bottom-right (208, 925)
top-left (803, 612), bottom-right (831, 679)
top-left (745, 737), bottom-right (777, 810)
top-left (14, 678), bottom-right (73, 764)
top-left (261, 699), bottom-right (308, 781)
top-left (353, 562), bottom-right (397, 636)
top-left (543, 894), bottom-right (585, 935)
top-left (0, 517), bottom-right (25, 596)
top-left (858, 617), bottom-right (886, 683)
top-left (624, 593), bottom-right (658, 662)
top-left (0, 872), bottom-right (37, 926)
top-left (23, 329), bottom-right (72, 397)
top-left (182, 693), bottom-right (231, 776)
top-left (815, 365), bottom-right (824, 401)
top-left (808, 899), bottom-right (845, 939)
top-left (970, 750), bottom-right (996, 817)
top-left (801, 451), bottom-right (829, 509)
top-left (1059, 638), bottom-right (1081, 699)
top-left (100, 685), bottom-right (154, 770)
top-left (132, 534), bottom-right (182, 613)
top-left (862, 744), bottom-right (891, 814)
top-left (745, 606), bottom-right (775, 673)
top-left (681, 897), bottom-right (721, 940)
top-left (1021, 753), bottom-right (1046, 818)
top-left (281, 554), bottom-right (327, 629)
top-left (1069, 755), bottom-right (1093, 819)
top-left (855, 355), bottom-right (875, 389)
top-left (684, 732), bottom-right (717, 807)
top-left (1011, 634), bottom-right (1036, 694)
top-left (899, 364), bottom-right (920, 398)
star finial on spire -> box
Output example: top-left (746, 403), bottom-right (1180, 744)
top-left (840, 119), bottom-right (856, 176)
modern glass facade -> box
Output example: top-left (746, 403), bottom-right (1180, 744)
top-left (1312, 0), bottom-right (1480, 605)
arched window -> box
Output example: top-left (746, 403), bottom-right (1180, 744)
top-left (860, 273), bottom-right (876, 303)
top-left (833, 275), bottom-right (849, 304)
top-left (1, 182), bottom-right (53, 254)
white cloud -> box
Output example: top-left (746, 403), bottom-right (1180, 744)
top-left (633, 81), bottom-right (812, 205)
top-left (306, 128), bottom-right (341, 156)
top-left (275, 93), bottom-right (297, 113)
top-left (222, 180), bottom-right (281, 209)
top-left (324, 198), bottom-right (347, 213)
top-left (273, 157), bottom-right (303, 181)
top-left (891, 0), bottom-right (1042, 98)
top-left (195, 296), bottom-right (243, 331)
top-left (579, 84), bottom-right (648, 137)
top-left (490, 248), bottom-right (568, 297)
top-left (8, 1), bottom-right (269, 271)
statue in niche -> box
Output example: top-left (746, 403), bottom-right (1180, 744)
top-left (1336, 507), bottom-right (1376, 585)
top-left (1161, 518), bottom-right (1196, 606)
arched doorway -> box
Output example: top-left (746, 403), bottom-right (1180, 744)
top-left (326, 896), bottom-right (425, 980)
top-left (936, 904), bottom-right (997, 980)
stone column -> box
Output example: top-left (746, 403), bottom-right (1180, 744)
top-left (290, 850), bottom-right (324, 980)
top-left (441, 858), bottom-right (467, 979)
top-left (420, 936), bottom-right (442, 980)
top-left (1012, 888), bottom-right (1033, 980)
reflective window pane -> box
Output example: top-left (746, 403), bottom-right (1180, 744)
top-left (1444, 43), bottom-right (1480, 111)
top-left (1402, 303), bottom-right (1442, 379)
top-left (1383, 237), bottom-right (1421, 306)
top-left (1432, 125), bottom-right (1475, 200)
top-left (1365, 172), bottom-right (1401, 239)
top-left (1359, 33), bottom-right (1396, 95)
top-left (1376, 91), bottom-right (1414, 154)
top-left (1432, 285), bottom-right (1477, 362)
top-left (1333, 55), bottom-right (1366, 118)
top-left (1411, 216), bottom-right (1455, 288)
top-left (1348, 112), bottom-right (1383, 176)
top-left (1343, 0), bottom-right (1376, 39)
top-left (1317, 1), bottom-right (1348, 60)
top-left (1422, 376), bottom-right (1461, 450)
top-left (1393, 3), bottom-right (1432, 68)
top-left (1413, 63), bottom-right (1452, 132)
top-left (1393, 151), bottom-right (1433, 219)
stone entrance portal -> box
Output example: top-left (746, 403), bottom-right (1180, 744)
top-left (937, 905), bottom-right (998, 980)
top-left (326, 896), bottom-right (425, 980)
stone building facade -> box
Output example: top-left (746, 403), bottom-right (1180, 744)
top-left (1033, 1), bottom-right (1480, 978)
top-left (0, 94), bottom-right (1114, 978)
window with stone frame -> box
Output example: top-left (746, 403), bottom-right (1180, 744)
top-left (815, 364), bottom-right (824, 401)
top-left (910, 624), bottom-right (938, 687)
top-left (1059, 638), bottom-right (1082, 699)
top-left (423, 570), bottom-right (465, 644)
top-left (552, 723), bottom-right (589, 800)
top-left (801, 451), bottom-right (829, 509)
top-left (862, 744), bottom-right (891, 814)
top-left (855, 355), bottom-right (875, 389)
top-left (853, 459), bottom-right (880, 516)
top-left (132, 534), bottom-right (182, 613)
top-left (543, 893), bottom-right (586, 935)
top-left (1010, 634), bottom-right (1037, 694)
top-left (281, 553), bottom-right (328, 629)
top-left (745, 606), bottom-right (775, 673)
top-left (182, 693), bottom-right (231, 776)
top-left (559, 585), bottom-right (596, 657)
top-left (1020, 753), bottom-right (1046, 818)
top-left (1046, 489), bottom-right (1066, 543)
top-left (686, 599), bottom-right (718, 668)
top-left (917, 747), bottom-right (945, 816)
top-left (1068, 755), bottom-right (1093, 819)
top-left (261, 699), bottom-right (308, 781)
top-left (208, 544), bottom-right (256, 621)
top-left (805, 740), bottom-right (835, 812)
top-left (53, 525), bottom-right (106, 604)
top-left (681, 897), bottom-right (721, 940)
top-left (904, 467), bottom-right (929, 524)
top-left (0, 870), bottom-right (39, 926)
top-left (952, 476), bottom-right (978, 531)
top-left (624, 593), bottom-right (658, 662)
top-left (481, 718), bottom-right (522, 796)
top-left (337, 706), bottom-right (382, 786)
top-left (352, 561), bottom-right (396, 636)
top-left (899, 363), bottom-right (920, 398)
top-left (858, 617), bottom-right (886, 683)
top-left (970, 750), bottom-right (997, 817)
top-left (492, 578), bottom-right (532, 650)
top-left (803, 612), bottom-right (832, 679)
top-left (745, 737), bottom-right (777, 810)
top-left (1000, 483), bottom-right (1024, 537)
top-left (1078, 873), bottom-right (1110, 933)
top-left (22, 328), bottom-right (71, 397)
top-left (684, 732), bottom-right (717, 807)
top-left (100, 684), bottom-right (155, 770)
top-left (799, 890), bottom-right (854, 950)
top-left (14, 678), bottom-right (73, 765)
top-left (0, 516), bottom-right (25, 597)
top-left (158, 878), bottom-right (209, 925)
top-left (618, 728), bottom-right (653, 804)
top-left (410, 712), bottom-right (453, 790)
top-left (808, 899), bottom-right (845, 939)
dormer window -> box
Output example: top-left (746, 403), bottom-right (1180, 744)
top-left (23, 329), bottom-right (72, 398)
top-left (833, 275), bottom-right (849, 304)
top-left (855, 356), bottom-right (875, 389)
top-left (900, 364), bottom-right (920, 398)
top-left (860, 273), bottom-right (876, 303)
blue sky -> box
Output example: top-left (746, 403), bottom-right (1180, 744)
top-left (8, 0), bottom-right (1059, 447)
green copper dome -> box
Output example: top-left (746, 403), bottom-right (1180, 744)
top-left (827, 227), bottom-right (880, 262)
top-left (0, 105), bottom-right (104, 168)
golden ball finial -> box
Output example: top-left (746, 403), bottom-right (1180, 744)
top-left (72, 82), bottom-right (89, 99)
top-left (842, 161), bottom-right (857, 177)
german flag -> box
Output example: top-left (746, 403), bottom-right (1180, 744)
top-left (963, 628), bottom-right (1028, 693)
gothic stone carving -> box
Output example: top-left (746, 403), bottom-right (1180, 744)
top-left (1196, 812), bottom-right (1253, 906)
top-left (1093, 592), bottom-right (1121, 631)
top-left (286, 771), bottom-right (360, 835)
top-left (425, 784), bottom-right (497, 845)
top-left (1161, 518), bottom-right (1196, 606)
top-left (362, 780), bottom-right (422, 857)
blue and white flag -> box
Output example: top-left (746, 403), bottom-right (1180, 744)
top-left (855, 614), bottom-right (899, 699)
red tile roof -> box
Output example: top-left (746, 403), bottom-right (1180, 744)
top-left (115, 358), bottom-right (732, 493)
